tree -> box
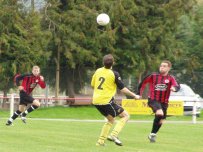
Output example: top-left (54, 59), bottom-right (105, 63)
top-left (43, 0), bottom-right (115, 101)
top-left (90, 0), bottom-right (195, 93)
top-left (42, 0), bottom-right (199, 98)
top-left (0, 0), bottom-right (50, 99)
top-left (174, 1), bottom-right (203, 96)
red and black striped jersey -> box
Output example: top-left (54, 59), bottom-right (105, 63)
top-left (137, 72), bottom-right (180, 103)
top-left (15, 73), bottom-right (46, 95)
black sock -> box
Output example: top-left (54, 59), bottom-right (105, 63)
top-left (151, 115), bottom-right (163, 134)
top-left (156, 123), bottom-right (162, 133)
top-left (11, 110), bottom-right (22, 121)
top-left (22, 105), bottom-right (39, 117)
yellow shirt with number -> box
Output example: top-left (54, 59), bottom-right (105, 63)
top-left (91, 67), bottom-right (124, 105)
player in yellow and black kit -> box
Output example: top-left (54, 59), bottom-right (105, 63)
top-left (91, 54), bottom-right (140, 146)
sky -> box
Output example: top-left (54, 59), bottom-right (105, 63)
top-left (21, 0), bottom-right (46, 10)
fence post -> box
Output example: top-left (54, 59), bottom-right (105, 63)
top-left (45, 84), bottom-right (49, 107)
top-left (10, 94), bottom-right (15, 117)
top-left (192, 100), bottom-right (197, 124)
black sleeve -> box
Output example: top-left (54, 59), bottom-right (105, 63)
top-left (16, 73), bottom-right (31, 86)
top-left (113, 71), bottom-right (125, 90)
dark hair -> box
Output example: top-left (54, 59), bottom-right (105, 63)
top-left (103, 54), bottom-right (114, 69)
top-left (161, 60), bottom-right (172, 68)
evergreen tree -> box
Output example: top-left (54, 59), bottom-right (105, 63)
top-left (42, 0), bottom-right (198, 97)
top-left (43, 0), bottom-right (115, 99)
top-left (174, 1), bottom-right (203, 96)
top-left (0, 0), bottom-right (49, 97)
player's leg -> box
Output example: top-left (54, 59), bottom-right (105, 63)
top-left (95, 104), bottom-right (114, 146)
top-left (107, 102), bottom-right (127, 146)
top-left (6, 105), bottom-right (26, 126)
top-left (110, 110), bottom-right (129, 137)
top-left (155, 103), bottom-right (168, 133)
top-left (17, 93), bottom-right (39, 123)
top-left (96, 114), bottom-right (114, 146)
top-left (152, 109), bottom-right (164, 132)
top-left (21, 99), bottom-right (40, 118)
top-left (151, 104), bottom-right (168, 136)
top-left (148, 100), bottom-right (164, 142)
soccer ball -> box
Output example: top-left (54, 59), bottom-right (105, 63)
top-left (96, 13), bottom-right (110, 26)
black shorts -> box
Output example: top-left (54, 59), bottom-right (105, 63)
top-left (95, 101), bottom-right (124, 117)
top-left (148, 99), bottom-right (168, 119)
top-left (19, 91), bottom-right (35, 106)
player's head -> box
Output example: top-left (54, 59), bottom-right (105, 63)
top-left (103, 54), bottom-right (114, 69)
top-left (159, 60), bottom-right (172, 75)
top-left (32, 65), bottom-right (40, 76)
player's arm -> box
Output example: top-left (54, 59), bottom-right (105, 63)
top-left (15, 74), bottom-right (25, 86)
top-left (120, 87), bottom-right (140, 99)
top-left (114, 71), bottom-right (140, 99)
top-left (38, 75), bottom-right (46, 89)
top-left (15, 74), bottom-right (28, 91)
top-left (170, 76), bottom-right (180, 92)
top-left (137, 74), bottom-right (152, 96)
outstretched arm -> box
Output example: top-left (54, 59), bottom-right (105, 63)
top-left (120, 87), bottom-right (140, 99)
top-left (113, 71), bottom-right (140, 99)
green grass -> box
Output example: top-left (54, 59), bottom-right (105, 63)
top-left (0, 106), bottom-right (203, 121)
top-left (0, 106), bottom-right (203, 152)
top-left (0, 119), bottom-right (202, 152)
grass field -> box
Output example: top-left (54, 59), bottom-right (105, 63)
top-left (0, 106), bottom-right (203, 152)
top-left (1, 106), bottom-right (203, 121)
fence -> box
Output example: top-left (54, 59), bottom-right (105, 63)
top-left (0, 94), bottom-right (201, 124)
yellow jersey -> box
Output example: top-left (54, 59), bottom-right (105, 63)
top-left (91, 67), bottom-right (124, 105)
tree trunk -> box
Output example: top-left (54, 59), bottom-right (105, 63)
top-left (66, 70), bottom-right (75, 105)
top-left (55, 45), bottom-right (60, 105)
top-left (138, 72), bottom-right (142, 84)
top-left (31, 0), bottom-right (35, 12)
top-left (2, 90), bottom-right (7, 108)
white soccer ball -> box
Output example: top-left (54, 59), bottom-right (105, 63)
top-left (96, 13), bottom-right (110, 26)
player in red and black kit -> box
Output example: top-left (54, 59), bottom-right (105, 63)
top-left (137, 60), bottom-right (180, 142)
top-left (6, 66), bottom-right (46, 126)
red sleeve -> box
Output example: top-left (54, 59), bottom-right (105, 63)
top-left (137, 74), bottom-right (152, 96)
top-left (170, 75), bottom-right (180, 92)
top-left (38, 77), bottom-right (46, 89)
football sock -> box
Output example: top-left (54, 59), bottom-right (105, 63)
top-left (22, 105), bottom-right (39, 117)
top-left (151, 115), bottom-right (163, 134)
top-left (156, 123), bottom-right (162, 133)
top-left (98, 122), bottom-right (112, 144)
top-left (111, 117), bottom-right (127, 137)
top-left (10, 110), bottom-right (22, 121)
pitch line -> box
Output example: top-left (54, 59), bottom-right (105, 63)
top-left (28, 118), bottom-right (203, 124)
top-left (0, 118), bottom-right (202, 124)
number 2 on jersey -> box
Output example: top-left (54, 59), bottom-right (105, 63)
top-left (97, 77), bottom-right (105, 90)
